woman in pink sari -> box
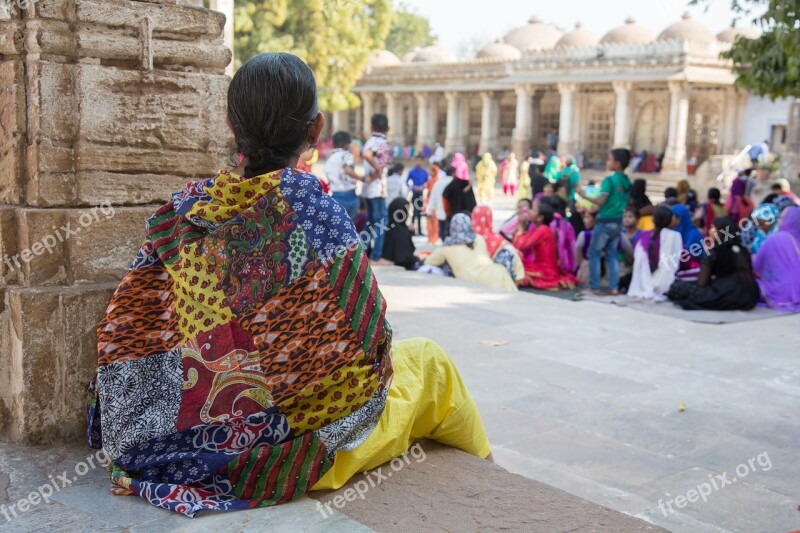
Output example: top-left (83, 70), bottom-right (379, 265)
top-left (753, 207), bottom-right (800, 311)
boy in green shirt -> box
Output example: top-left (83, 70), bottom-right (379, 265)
top-left (576, 149), bottom-right (632, 294)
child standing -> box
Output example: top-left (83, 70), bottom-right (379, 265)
top-left (325, 131), bottom-right (361, 219)
top-left (576, 148), bottom-right (632, 295)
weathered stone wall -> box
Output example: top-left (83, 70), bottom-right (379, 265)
top-left (0, 0), bottom-right (231, 442)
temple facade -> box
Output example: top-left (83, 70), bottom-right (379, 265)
top-left (338, 15), bottom-right (788, 172)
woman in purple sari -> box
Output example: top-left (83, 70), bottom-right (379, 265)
top-left (753, 207), bottom-right (800, 312)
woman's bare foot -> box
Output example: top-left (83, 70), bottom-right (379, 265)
top-left (485, 452), bottom-right (495, 463)
top-left (370, 258), bottom-right (394, 267)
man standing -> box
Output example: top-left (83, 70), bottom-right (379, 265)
top-left (407, 157), bottom-right (429, 235)
top-left (576, 148), bottom-right (632, 295)
top-left (361, 114), bottom-right (394, 266)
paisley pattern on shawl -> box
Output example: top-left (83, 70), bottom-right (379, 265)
top-left (88, 167), bottom-right (394, 517)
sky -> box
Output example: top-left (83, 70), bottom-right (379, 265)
top-left (400, 0), bottom-right (752, 56)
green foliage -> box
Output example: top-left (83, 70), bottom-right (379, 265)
top-left (384, 2), bottom-right (437, 57)
top-left (690, 0), bottom-right (800, 99)
top-left (233, 0), bottom-right (392, 111)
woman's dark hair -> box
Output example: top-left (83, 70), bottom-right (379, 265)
top-left (518, 198), bottom-right (533, 209)
top-left (711, 216), bottom-right (755, 286)
top-left (332, 131), bottom-right (351, 148)
top-left (649, 206), bottom-right (674, 272)
top-left (708, 187), bottom-right (721, 202)
top-left (611, 148), bottom-right (631, 169)
top-left (664, 187), bottom-right (678, 198)
top-left (443, 164), bottom-right (456, 176)
top-left (227, 53), bottom-right (319, 178)
top-left (538, 203), bottom-right (555, 226)
top-left (624, 206), bottom-right (640, 219)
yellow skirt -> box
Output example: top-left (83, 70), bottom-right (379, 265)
top-left (638, 215), bottom-right (655, 231)
top-left (311, 337), bottom-right (491, 490)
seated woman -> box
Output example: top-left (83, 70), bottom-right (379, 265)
top-left (694, 187), bottom-right (728, 237)
top-left (671, 204), bottom-right (705, 282)
top-left (471, 206), bottom-right (525, 284)
top-left (627, 206), bottom-right (684, 301)
top-left (667, 217), bottom-right (760, 310)
top-left (628, 178), bottom-right (655, 230)
top-left (753, 206), bottom-right (800, 312)
top-left (424, 213), bottom-right (519, 291)
top-left (382, 197), bottom-right (420, 270)
top-left (513, 203), bottom-right (578, 290)
top-left (747, 203), bottom-right (779, 255)
top-left (87, 53), bottom-right (491, 517)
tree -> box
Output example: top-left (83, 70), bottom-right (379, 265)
top-left (690, 0), bottom-right (800, 99)
top-left (233, 0), bottom-right (392, 111)
top-left (384, 2), bottom-right (436, 58)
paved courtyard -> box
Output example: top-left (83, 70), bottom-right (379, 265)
top-left (1, 191), bottom-right (798, 532)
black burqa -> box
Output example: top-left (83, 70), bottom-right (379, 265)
top-left (382, 198), bottom-right (419, 270)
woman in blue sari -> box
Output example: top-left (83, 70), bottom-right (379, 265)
top-left (671, 204), bottom-right (705, 282)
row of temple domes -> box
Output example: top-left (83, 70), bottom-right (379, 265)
top-left (368, 13), bottom-right (759, 66)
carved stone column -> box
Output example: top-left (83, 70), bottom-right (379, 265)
top-left (663, 81), bottom-right (691, 172)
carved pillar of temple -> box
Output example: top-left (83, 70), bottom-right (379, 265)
top-left (415, 92), bottom-right (436, 151)
top-left (385, 93), bottom-right (405, 147)
top-left (663, 81), bottom-right (691, 172)
top-left (612, 81), bottom-right (633, 149)
top-left (361, 92), bottom-right (376, 135)
top-left (445, 91), bottom-right (466, 154)
top-left (513, 85), bottom-right (534, 157)
top-left (479, 91), bottom-right (500, 155)
top-left (557, 83), bottom-right (577, 155)
top-left (0, 0), bottom-right (230, 442)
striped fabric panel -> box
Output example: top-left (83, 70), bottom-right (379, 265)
top-left (329, 244), bottom-right (387, 353)
top-left (225, 432), bottom-right (331, 506)
top-left (146, 204), bottom-right (205, 266)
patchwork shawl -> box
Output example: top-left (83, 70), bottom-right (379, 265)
top-left (87, 168), bottom-right (394, 516)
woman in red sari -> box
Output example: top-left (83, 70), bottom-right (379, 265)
top-left (513, 203), bottom-right (578, 290)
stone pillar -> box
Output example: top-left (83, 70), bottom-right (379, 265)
top-left (445, 91), bottom-right (466, 154)
top-left (331, 110), bottom-right (349, 134)
top-left (361, 93), bottom-right (375, 134)
top-left (557, 83), bottom-right (577, 155)
top-left (415, 93), bottom-right (436, 151)
top-left (663, 81), bottom-right (691, 172)
top-left (513, 85), bottom-right (534, 157)
top-left (385, 93), bottom-right (405, 146)
top-left (479, 91), bottom-right (500, 155)
top-left (612, 81), bottom-right (633, 149)
top-left (0, 0), bottom-right (230, 442)
top-left (209, 0), bottom-right (234, 76)
top-left (720, 88), bottom-right (743, 154)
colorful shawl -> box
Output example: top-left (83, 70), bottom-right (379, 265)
top-left (452, 152), bottom-right (470, 182)
top-left (672, 204), bottom-right (706, 259)
top-left (87, 168), bottom-right (394, 517)
top-left (471, 206), bottom-right (505, 257)
top-left (544, 156), bottom-right (561, 183)
top-left (445, 213), bottom-right (476, 246)
top-left (753, 207), bottom-right (800, 312)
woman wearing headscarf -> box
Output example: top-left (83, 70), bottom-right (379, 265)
top-left (753, 207), bottom-right (800, 312)
top-left (671, 204), bottom-right (706, 282)
top-left (87, 53), bottom-right (491, 516)
top-left (424, 163), bottom-right (441, 244)
top-left (443, 164), bottom-right (477, 219)
top-left (475, 153), bottom-right (497, 204)
top-left (501, 153), bottom-right (520, 197)
top-left (628, 206), bottom-right (684, 301)
top-left (667, 217), bottom-right (760, 310)
top-left (423, 213), bottom-right (519, 291)
top-left (747, 203), bottom-right (780, 255)
top-left (628, 178), bottom-right (655, 230)
top-left (452, 152), bottom-right (470, 182)
top-left (544, 155), bottom-right (561, 183)
top-left (726, 174), bottom-right (754, 223)
top-left (471, 206), bottom-right (524, 284)
top-left (382, 197), bottom-right (420, 270)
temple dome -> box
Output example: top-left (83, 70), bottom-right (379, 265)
top-left (503, 16), bottom-right (563, 51)
top-left (717, 26), bottom-right (760, 43)
top-left (401, 48), bottom-right (420, 62)
top-left (411, 45), bottom-right (458, 63)
top-left (658, 12), bottom-right (715, 43)
top-left (477, 39), bottom-right (522, 60)
top-left (600, 17), bottom-right (655, 45)
top-left (367, 49), bottom-right (401, 67)
top-left (556, 22), bottom-right (600, 48)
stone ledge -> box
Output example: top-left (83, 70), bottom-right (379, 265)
top-left (311, 442), bottom-right (665, 532)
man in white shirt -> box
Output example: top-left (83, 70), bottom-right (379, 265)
top-left (325, 131), bottom-right (362, 218)
top-left (385, 163), bottom-right (409, 204)
top-left (426, 167), bottom-right (454, 242)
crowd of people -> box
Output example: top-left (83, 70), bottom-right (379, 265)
top-left (322, 112), bottom-right (800, 313)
